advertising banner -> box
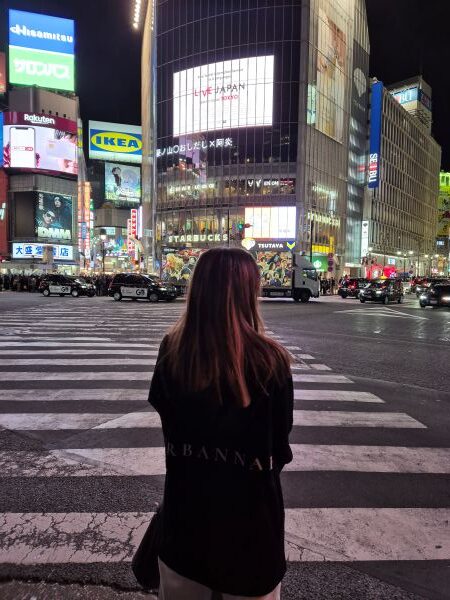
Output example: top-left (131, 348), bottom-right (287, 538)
top-left (12, 242), bottom-right (73, 261)
top-left (256, 251), bottom-right (292, 288)
top-left (316, 9), bottom-right (346, 143)
top-left (3, 111), bottom-right (78, 175)
top-left (89, 121), bottom-right (142, 163)
top-left (368, 81), bottom-right (383, 188)
top-left (35, 192), bottom-right (72, 241)
top-left (9, 9), bottom-right (75, 92)
top-left (0, 171), bottom-right (8, 256)
top-left (104, 162), bottom-right (141, 206)
top-left (0, 53), bottom-right (6, 94)
top-left (244, 206), bottom-right (296, 240)
top-left (173, 56), bottom-right (274, 136)
top-left (161, 248), bottom-right (203, 285)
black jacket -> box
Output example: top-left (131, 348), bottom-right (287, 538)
top-left (148, 338), bottom-right (294, 596)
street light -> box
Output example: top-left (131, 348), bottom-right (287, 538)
top-left (100, 234), bottom-right (107, 274)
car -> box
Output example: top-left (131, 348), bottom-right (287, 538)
top-left (359, 279), bottom-right (404, 304)
top-left (39, 274), bottom-right (92, 298)
top-left (108, 273), bottom-right (178, 302)
top-left (416, 277), bottom-right (450, 297)
top-left (419, 283), bottom-right (450, 308)
top-left (338, 278), bottom-right (369, 298)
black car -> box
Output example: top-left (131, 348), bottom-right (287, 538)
top-left (338, 278), bottom-right (369, 298)
top-left (419, 283), bottom-right (450, 308)
top-left (359, 279), bottom-right (404, 304)
top-left (109, 273), bottom-right (177, 302)
top-left (39, 274), bottom-right (94, 297)
top-left (415, 278), bottom-right (449, 297)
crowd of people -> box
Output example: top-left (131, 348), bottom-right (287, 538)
top-left (318, 275), bottom-right (337, 295)
top-left (0, 273), bottom-right (115, 296)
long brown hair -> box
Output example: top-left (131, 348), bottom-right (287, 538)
top-left (165, 247), bottom-right (291, 407)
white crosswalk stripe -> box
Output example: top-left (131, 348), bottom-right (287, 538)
top-left (0, 300), bottom-right (446, 588)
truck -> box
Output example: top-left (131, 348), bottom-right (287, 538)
top-left (258, 252), bottom-right (320, 302)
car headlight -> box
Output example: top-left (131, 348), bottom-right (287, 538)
top-left (375, 290), bottom-right (382, 295)
top-left (159, 287), bottom-right (167, 291)
top-left (420, 294), bottom-right (427, 300)
top-left (442, 296), bottom-right (450, 301)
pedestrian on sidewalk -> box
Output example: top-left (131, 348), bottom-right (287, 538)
top-left (148, 247), bottom-right (293, 600)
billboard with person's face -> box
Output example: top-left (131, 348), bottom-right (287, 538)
top-left (35, 191), bottom-right (73, 241)
top-left (104, 162), bottom-right (141, 206)
top-left (316, 9), bottom-right (346, 143)
top-left (3, 112), bottom-right (78, 175)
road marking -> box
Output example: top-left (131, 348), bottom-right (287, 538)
top-left (0, 508), bottom-right (447, 565)
top-left (0, 342), bottom-right (156, 348)
top-left (310, 364), bottom-right (332, 371)
top-left (334, 307), bottom-right (428, 320)
top-left (285, 346), bottom-right (302, 351)
top-left (0, 389), bottom-right (149, 401)
top-left (284, 508), bottom-right (450, 562)
top-left (3, 444), bottom-right (448, 477)
top-left (0, 349), bottom-right (159, 356)
top-left (292, 374), bottom-right (351, 384)
top-left (0, 371), bottom-right (152, 381)
top-left (0, 358), bottom-right (157, 366)
top-left (295, 354), bottom-right (314, 360)
top-left (292, 411), bottom-right (425, 428)
top-left (294, 390), bottom-right (383, 402)
top-left (0, 409), bottom-right (420, 431)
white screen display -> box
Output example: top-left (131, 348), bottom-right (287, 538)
top-left (173, 56), bottom-right (274, 136)
top-left (245, 206), bottom-right (296, 240)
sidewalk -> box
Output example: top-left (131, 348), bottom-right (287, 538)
top-left (0, 581), bottom-right (157, 600)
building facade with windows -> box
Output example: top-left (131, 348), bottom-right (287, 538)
top-left (363, 80), bottom-right (441, 278)
top-left (142, 0), bottom-right (370, 283)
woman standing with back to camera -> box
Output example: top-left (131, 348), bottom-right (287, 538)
top-left (149, 247), bottom-right (293, 600)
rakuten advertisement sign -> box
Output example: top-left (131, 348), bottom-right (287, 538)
top-left (3, 112), bottom-right (78, 176)
top-left (9, 9), bottom-right (75, 92)
top-left (173, 56), bottom-right (274, 136)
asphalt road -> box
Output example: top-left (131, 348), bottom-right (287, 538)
top-left (0, 291), bottom-right (448, 600)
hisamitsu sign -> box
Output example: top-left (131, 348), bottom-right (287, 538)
top-left (9, 9), bottom-right (75, 92)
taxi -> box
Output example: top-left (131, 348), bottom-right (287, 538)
top-left (109, 273), bottom-right (177, 302)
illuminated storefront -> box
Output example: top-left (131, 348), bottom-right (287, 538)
top-left (144, 0), bottom-right (370, 281)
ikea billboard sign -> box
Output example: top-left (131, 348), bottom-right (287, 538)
top-left (89, 121), bottom-right (142, 164)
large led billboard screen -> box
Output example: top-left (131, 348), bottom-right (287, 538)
top-left (173, 56), bottom-right (274, 136)
top-left (316, 9), bottom-right (346, 143)
top-left (3, 112), bottom-right (78, 176)
top-left (244, 206), bottom-right (296, 240)
top-left (35, 191), bottom-right (73, 241)
top-left (104, 162), bottom-right (141, 207)
top-left (89, 121), bottom-right (142, 164)
top-left (8, 9), bottom-right (75, 92)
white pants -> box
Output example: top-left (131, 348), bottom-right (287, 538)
top-left (158, 559), bottom-right (282, 600)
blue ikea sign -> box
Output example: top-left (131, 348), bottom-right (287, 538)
top-left (368, 81), bottom-right (383, 189)
top-left (9, 9), bottom-right (75, 56)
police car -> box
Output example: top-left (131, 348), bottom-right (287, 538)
top-left (39, 274), bottom-right (95, 298)
top-left (109, 273), bottom-right (177, 302)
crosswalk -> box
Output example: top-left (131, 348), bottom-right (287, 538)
top-left (0, 298), bottom-right (449, 592)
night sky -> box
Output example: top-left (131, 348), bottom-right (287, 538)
top-left (1, 0), bottom-right (449, 167)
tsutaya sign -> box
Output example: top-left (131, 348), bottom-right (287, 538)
top-left (167, 233), bottom-right (228, 243)
top-left (157, 137), bottom-right (233, 158)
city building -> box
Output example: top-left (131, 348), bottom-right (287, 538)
top-left (1, 9), bottom-right (79, 275)
top-left (141, 0), bottom-right (370, 284)
top-left (363, 79), bottom-right (441, 278)
top-left (437, 171), bottom-right (450, 275)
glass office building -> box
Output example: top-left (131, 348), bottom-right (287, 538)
top-left (143, 0), bottom-right (370, 282)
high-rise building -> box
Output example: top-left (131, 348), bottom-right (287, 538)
top-left (437, 172), bottom-right (450, 275)
top-left (1, 9), bottom-right (79, 275)
top-left (363, 79), bottom-right (441, 278)
top-left (141, 0), bottom-right (370, 284)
